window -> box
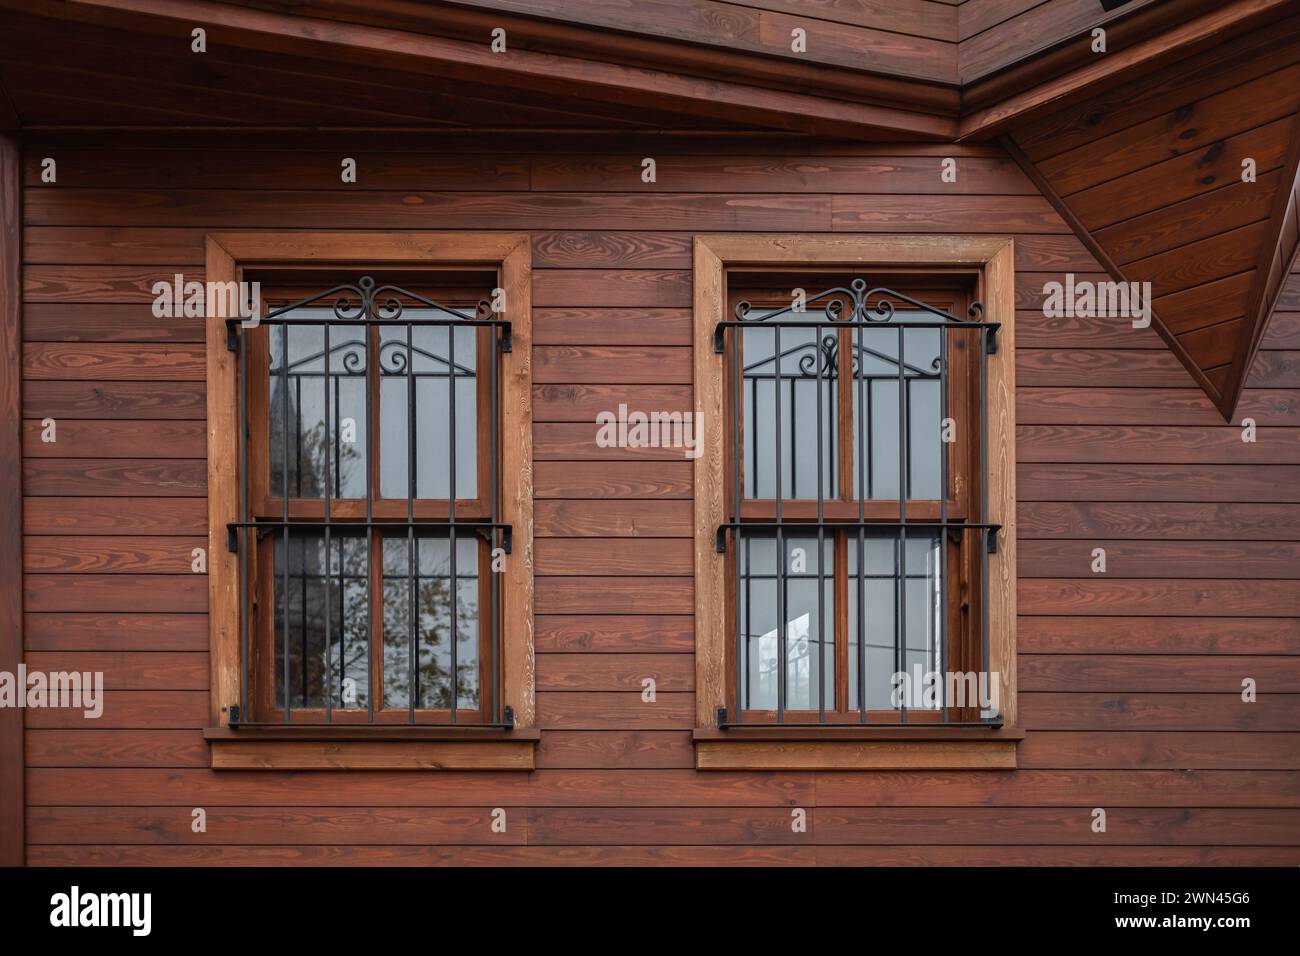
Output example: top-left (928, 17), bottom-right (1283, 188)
top-left (204, 234), bottom-right (535, 770)
top-left (692, 236), bottom-right (1019, 770)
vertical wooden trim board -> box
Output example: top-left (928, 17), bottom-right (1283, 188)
top-left (0, 133), bottom-right (22, 865)
top-left (691, 234), bottom-right (1018, 744)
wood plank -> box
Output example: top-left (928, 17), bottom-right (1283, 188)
top-left (26, 766), bottom-right (1296, 807)
top-left (23, 343), bottom-right (205, 380)
top-left (1016, 348), bottom-right (1204, 387)
top-left (1016, 423), bottom-right (1300, 464)
top-left (1019, 615), bottom-right (1300, 654)
top-left (533, 269), bottom-right (691, 308)
top-left (23, 691), bottom-right (207, 729)
top-left (1019, 463), bottom-right (1300, 501)
top-left (1039, 65), bottom-right (1300, 194)
top-left (535, 577), bottom-right (692, 615)
top-left (23, 496), bottom-right (205, 534)
top-left (23, 150), bottom-right (530, 190)
top-left (531, 155), bottom-right (1035, 193)
top-left (536, 653), bottom-right (694, 691)
top-left (23, 190), bottom-right (833, 230)
top-left (28, 805), bottom-right (531, 843)
top-left (1021, 692), bottom-right (1300, 730)
top-left (535, 538), bottom-right (692, 575)
top-left (533, 346), bottom-right (691, 384)
top-left (535, 615), bottom-right (694, 654)
top-left (24, 535), bottom-right (205, 573)
top-left (1019, 732), bottom-right (1300, 768)
top-left (25, 613), bottom-right (207, 651)
top-left (537, 693), bottom-right (696, 730)
top-left (831, 194), bottom-right (1066, 232)
top-left (23, 303), bottom-right (203, 342)
top-left (23, 459), bottom-right (206, 496)
top-left (1124, 221), bottom-right (1267, 295)
top-left (1018, 579), bottom-right (1300, 617)
top-left (0, 130), bottom-right (21, 867)
top-left (209, 741), bottom-right (536, 771)
top-left (533, 308), bottom-right (690, 346)
top-left (23, 420), bottom-right (205, 458)
top-left (1020, 653), bottom-right (1300, 691)
top-left (534, 423), bottom-right (696, 461)
top-left (26, 844), bottom-right (1300, 866)
top-left (1017, 387), bottom-right (1300, 425)
top-left (813, 807), bottom-right (1300, 844)
top-left (1096, 173), bottom-right (1280, 264)
top-left (531, 231), bottom-right (1097, 272)
top-left (25, 729), bottom-right (208, 768)
top-left (24, 381), bottom-right (205, 419)
top-left (24, 651), bottom-right (208, 690)
top-left (534, 500), bottom-right (693, 537)
top-left (1073, 123), bottom-right (1292, 231)
top-left (533, 384), bottom-right (691, 422)
top-left (1018, 539), bottom-right (1300, 577)
top-left (23, 574), bottom-right (207, 613)
top-left (1018, 501), bottom-right (1300, 539)
top-left (536, 730), bottom-right (693, 769)
top-left (533, 461), bottom-right (692, 499)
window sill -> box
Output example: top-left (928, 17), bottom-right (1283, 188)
top-left (691, 727), bottom-right (1023, 770)
top-left (203, 727), bottom-right (539, 771)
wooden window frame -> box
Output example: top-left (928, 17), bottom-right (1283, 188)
top-left (692, 235), bottom-right (1020, 770)
top-left (204, 233), bottom-right (536, 770)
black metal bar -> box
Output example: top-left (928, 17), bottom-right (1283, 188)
top-left (773, 323), bottom-right (786, 722)
top-left (733, 324), bottom-right (743, 723)
top-left (365, 320), bottom-right (375, 725)
top-left (238, 325), bottom-right (249, 724)
top-left (280, 322), bottom-right (290, 725)
top-left (939, 325), bottom-right (950, 724)
top-left (491, 320), bottom-right (501, 723)
top-left (407, 320), bottom-right (416, 723)
top-left (855, 320), bottom-right (866, 723)
top-left (449, 322), bottom-right (459, 724)
top-left (897, 325), bottom-right (908, 725)
top-left (815, 321), bottom-right (825, 723)
top-left (323, 320), bottom-right (333, 723)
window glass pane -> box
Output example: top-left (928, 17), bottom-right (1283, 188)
top-left (742, 312), bottom-right (837, 500)
top-left (272, 532), bottom-right (370, 711)
top-left (739, 533), bottom-right (834, 711)
top-left (379, 319), bottom-right (478, 500)
top-left (847, 532), bottom-right (944, 711)
top-left (382, 533), bottom-right (480, 711)
top-left (268, 314), bottom-right (368, 499)
top-left (849, 311), bottom-right (945, 500)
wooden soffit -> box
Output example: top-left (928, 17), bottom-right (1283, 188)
top-left (1003, 14), bottom-right (1300, 417)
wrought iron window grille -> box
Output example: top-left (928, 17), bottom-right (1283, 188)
top-left (713, 278), bottom-right (1001, 728)
top-left (224, 276), bottom-right (513, 729)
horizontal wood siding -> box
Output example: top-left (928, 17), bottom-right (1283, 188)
top-left (20, 136), bottom-right (1300, 866)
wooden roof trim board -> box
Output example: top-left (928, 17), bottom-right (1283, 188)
top-left (1001, 134), bottom-right (1229, 411)
top-left (0, 0), bottom-right (958, 140)
top-left (1218, 113), bottom-right (1300, 417)
top-left (1, 0), bottom-right (1292, 143)
top-left (957, 0), bottom-right (1299, 140)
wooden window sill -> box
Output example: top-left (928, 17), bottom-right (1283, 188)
top-left (203, 727), bottom-right (539, 771)
top-left (691, 727), bottom-right (1023, 770)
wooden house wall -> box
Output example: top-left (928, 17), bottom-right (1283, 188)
top-left (17, 134), bottom-right (1300, 864)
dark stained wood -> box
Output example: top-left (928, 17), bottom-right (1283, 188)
top-left (1018, 500), bottom-right (1300, 539)
top-left (0, 131), bottom-right (22, 866)
top-left (1021, 692), bottom-right (1300, 730)
top-left (1019, 616), bottom-right (1300, 654)
top-left (15, 131), bottom-right (1300, 865)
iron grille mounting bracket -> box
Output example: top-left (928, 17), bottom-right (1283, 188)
top-left (503, 705), bottom-right (515, 730)
top-left (499, 322), bottom-right (512, 353)
top-left (228, 705), bottom-right (241, 728)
